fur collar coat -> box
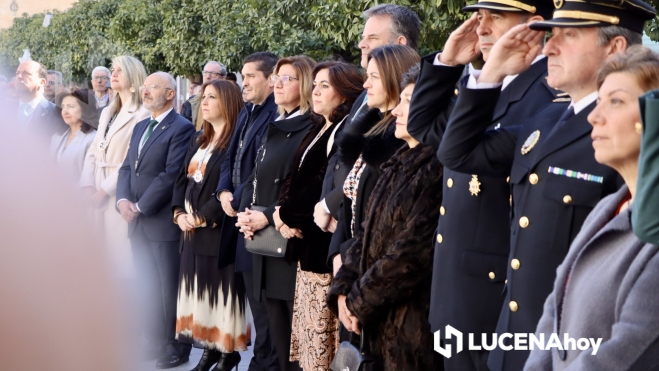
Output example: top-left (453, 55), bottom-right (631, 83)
top-left (328, 143), bottom-right (444, 370)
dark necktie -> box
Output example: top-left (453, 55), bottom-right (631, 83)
top-left (556, 106), bottom-right (575, 129)
top-left (141, 119), bottom-right (159, 147)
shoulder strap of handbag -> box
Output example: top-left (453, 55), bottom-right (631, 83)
top-left (251, 143), bottom-right (266, 206)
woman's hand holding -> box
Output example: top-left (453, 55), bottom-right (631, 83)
top-left (176, 214), bottom-right (194, 232)
top-left (236, 208), bottom-right (268, 240)
top-left (273, 206), bottom-right (284, 231)
top-left (280, 225), bottom-right (303, 239)
top-left (338, 295), bottom-right (360, 334)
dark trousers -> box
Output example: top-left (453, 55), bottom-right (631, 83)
top-left (264, 298), bottom-right (301, 371)
top-left (243, 271), bottom-right (281, 371)
top-left (444, 338), bottom-right (490, 371)
top-left (130, 222), bottom-right (191, 357)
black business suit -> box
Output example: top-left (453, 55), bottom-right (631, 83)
top-left (216, 94), bottom-right (279, 371)
top-left (437, 86), bottom-right (621, 371)
top-left (408, 55), bottom-right (561, 371)
top-left (239, 110), bottom-right (312, 371)
top-left (116, 109), bottom-right (195, 357)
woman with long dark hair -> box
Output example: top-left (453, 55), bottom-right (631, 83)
top-left (270, 61), bottom-right (363, 370)
top-left (172, 80), bottom-right (249, 371)
top-left (328, 64), bottom-right (443, 370)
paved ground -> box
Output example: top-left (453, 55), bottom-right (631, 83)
top-left (137, 316), bottom-right (256, 371)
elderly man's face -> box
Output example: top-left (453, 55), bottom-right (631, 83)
top-left (91, 70), bottom-right (110, 93)
top-left (15, 61), bottom-right (44, 98)
top-left (202, 62), bottom-right (224, 84)
top-left (142, 73), bottom-right (174, 112)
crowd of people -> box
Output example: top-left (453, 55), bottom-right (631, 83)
top-left (5, 0), bottom-right (659, 370)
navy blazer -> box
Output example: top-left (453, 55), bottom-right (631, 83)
top-left (408, 56), bottom-right (562, 347)
top-left (216, 93), bottom-right (277, 272)
top-left (437, 85), bottom-right (621, 371)
top-left (117, 109), bottom-right (195, 242)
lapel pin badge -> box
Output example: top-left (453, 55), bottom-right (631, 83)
top-left (521, 130), bottom-right (541, 155)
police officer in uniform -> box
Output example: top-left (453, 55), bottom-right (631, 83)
top-left (407, 1), bottom-right (557, 369)
top-left (437, 1), bottom-right (656, 370)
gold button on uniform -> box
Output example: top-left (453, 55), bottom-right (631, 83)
top-left (436, 234), bottom-right (443, 243)
top-left (440, 206), bottom-right (445, 215)
top-left (511, 259), bottom-right (520, 270)
top-left (506, 176), bottom-right (510, 183)
top-left (519, 216), bottom-right (529, 228)
top-left (529, 173), bottom-right (539, 184)
top-left (447, 178), bottom-right (453, 188)
top-left (509, 301), bottom-right (518, 312)
top-left (509, 195), bottom-right (513, 205)
top-left (563, 195), bottom-right (572, 204)
top-left (488, 272), bottom-right (496, 280)
top-left (454, 88), bottom-right (459, 96)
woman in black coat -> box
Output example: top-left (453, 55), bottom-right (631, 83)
top-left (328, 45), bottom-right (420, 276)
top-left (271, 61), bottom-right (363, 370)
top-left (328, 64), bottom-right (444, 370)
top-left (172, 80), bottom-right (247, 371)
top-left (236, 55), bottom-right (316, 371)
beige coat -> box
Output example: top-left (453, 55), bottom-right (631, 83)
top-left (79, 103), bottom-right (150, 277)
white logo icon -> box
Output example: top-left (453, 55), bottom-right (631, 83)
top-left (434, 325), bottom-right (463, 358)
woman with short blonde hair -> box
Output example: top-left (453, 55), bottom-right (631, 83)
top-left (525, 45), bottom-right (659, 370)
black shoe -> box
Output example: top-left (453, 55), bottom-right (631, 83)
top-left (156, 354), bottom-right (190, 369)
top-left (211, 352), bottom-right (241, 371)
top-left (190, 349), bottom-right (221, 371)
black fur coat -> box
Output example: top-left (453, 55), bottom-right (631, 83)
top-left (328, 143), bottom-right (444, 370)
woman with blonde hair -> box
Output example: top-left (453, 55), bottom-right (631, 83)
top-left (235, 55), bottom-right (316, 371)
top-left (524, 45), bottom-right (659, 370)
top-left (80, 55), bottom-right (149, 278)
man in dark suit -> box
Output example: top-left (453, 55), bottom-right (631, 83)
top-left (14, 60), bottom-right (67, 141)
top-left (116, 71), bottom-right (195, 369)
top-left (405, 1), bottom-right (556, 370)
top-left (316, 3), bottom-right (421, 275)
top-left (436, 1), bottom-right (654, 369)
top-left (216, 52), bottom-right (280, 371)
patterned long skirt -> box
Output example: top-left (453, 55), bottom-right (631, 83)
top-left (290, 263), bottom-right (340, 370)
top-left (175, 248), bottom-right (252, 352)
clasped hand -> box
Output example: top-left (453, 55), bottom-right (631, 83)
top-left (338, 295), bottom-right (360, 335)
top-left (236, 208), bottom-right (269, 240)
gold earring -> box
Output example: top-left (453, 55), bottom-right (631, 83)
top-left (129, 85), bottom-right (136, 93)
top-left (635, 122), bottom-right (643, 134)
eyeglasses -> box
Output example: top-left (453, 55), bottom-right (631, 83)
top-left (270, 75), bottom-right (299, 85)
top-left (139, 84), bottom-right (172, 93)
top-left (91, 76), bottom-right (109, 82)
top-left (202, 70), bottom-right (224, 78)
top-left (47, 81), bottom-right (60, 86)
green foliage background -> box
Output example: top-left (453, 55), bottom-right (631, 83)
top-left (1, 0), bottom-right (657, 81)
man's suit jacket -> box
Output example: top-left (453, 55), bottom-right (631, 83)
top-left (320, 90), bottom-right (369, 219)
top-left (25, 96), bottom-right (67, 140)
top-left (437, 85), bottom-right (621, 371)
top-left (117, 109), bottom-right (195, 242)
top-left (216, 93), bottom-right (277, 272)
top-left (408, 55), bottom-right (562, 346)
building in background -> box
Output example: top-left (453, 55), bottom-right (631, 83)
top-left (0, 0), bottom-right (76, 29)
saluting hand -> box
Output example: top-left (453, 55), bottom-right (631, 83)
top-left (479, 24), bottom-right (545, 84)
top-left (439, 13), bottom-right (481, 66)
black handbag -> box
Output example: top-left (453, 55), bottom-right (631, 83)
top-left (244, 149), bottom-right (288, 258)
top-left (330, 329), bottom-right (373, 371)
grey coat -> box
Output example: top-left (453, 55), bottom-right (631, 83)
top-left (524, 185), bottom-right (659, 371)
